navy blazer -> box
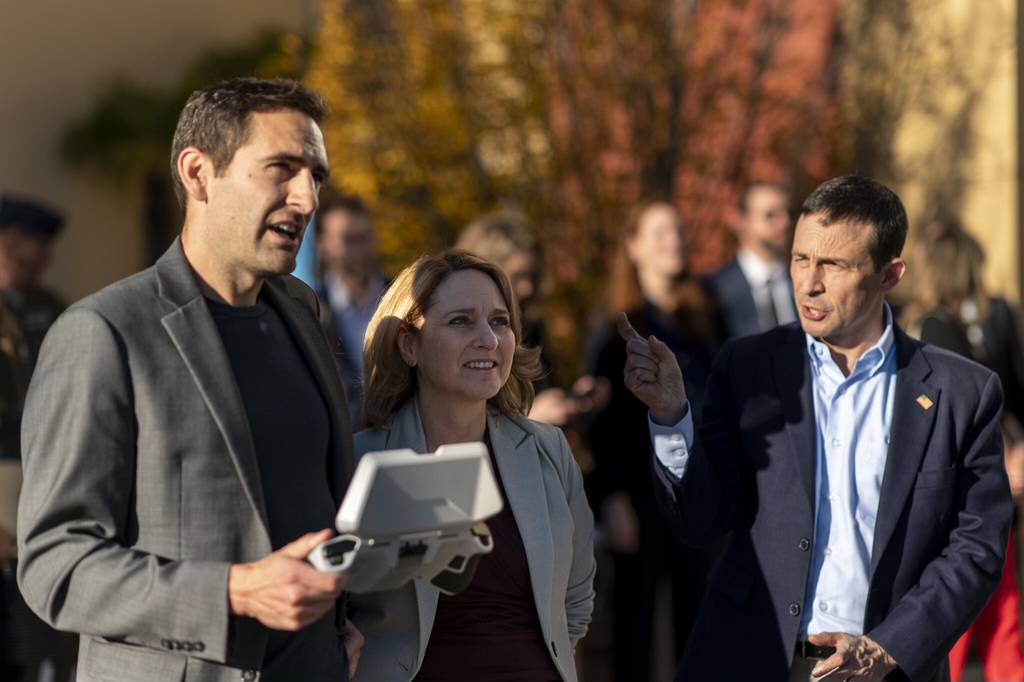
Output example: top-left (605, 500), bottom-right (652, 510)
top-left (708, 258), bottom-right (797, 339)
top-left (653, 322), bottom-right (1012, 682)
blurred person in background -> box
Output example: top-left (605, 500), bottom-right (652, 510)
top-left (350, 249), bottom-right (595, 682)
top-left (0, 196), bottom-right (67, 371)
top-left (902, 219), bottom-right (1024, 682)
top-left (0, 196), bottom-right (74, 682)
top-left (587, 200), bottom-right (726, 682)
top-left (0, 304), bottom-right (69, 682)
top-left (314, 193), bottom-right (388, 426)
top-left (708, 182), bottom-right (797, 339)
top-left (456, 212), bottom-right (608, 428)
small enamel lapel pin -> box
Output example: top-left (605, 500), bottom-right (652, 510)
top-left (916, 394), bottom-right (934, 411)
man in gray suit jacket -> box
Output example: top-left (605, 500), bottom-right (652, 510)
top-left (17, 78), bottom-right (362, 682)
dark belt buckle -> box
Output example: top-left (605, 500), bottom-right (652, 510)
top-left (796, 641), bottom-right (837, 660)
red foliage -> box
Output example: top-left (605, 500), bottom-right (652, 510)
top-left (540, 0), bottom-right (842, 278)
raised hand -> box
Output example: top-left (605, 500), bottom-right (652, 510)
top-left (616, 312), bottom-right (687, 425)
top-left (228, 529), bottom-right (347, 631)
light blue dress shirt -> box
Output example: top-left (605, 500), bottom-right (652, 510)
top-left (324, 275), bottom-right (387, 376)
top-left (650, 307), bottom-right (898, 637)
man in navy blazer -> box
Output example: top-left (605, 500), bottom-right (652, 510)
top-left (709, 182), bottom-right (798, 338)
top-left (621, 175), bottom-right (1012, 681)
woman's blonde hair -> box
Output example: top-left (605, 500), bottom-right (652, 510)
top-left (903, 218), bottom-right (989, 327)
top-left (361, 249), bottom-right (542, 428)
top-left (456, 211), bottom-right (540, 268)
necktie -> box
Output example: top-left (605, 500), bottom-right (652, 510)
top-left (763, 275), bottom-right (780, 329)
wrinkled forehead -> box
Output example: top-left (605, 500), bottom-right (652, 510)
top-left (793, 213), bottom-right (874, 257)
top-left (240, 109), bottom-right (327, 161)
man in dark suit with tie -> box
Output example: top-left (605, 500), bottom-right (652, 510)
top-left (621, 175), bottom-right (1011, 681)
top-left (709, 182), bottom-right (798, 338)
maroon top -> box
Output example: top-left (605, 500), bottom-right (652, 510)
top-left (413, 432), bottom-right (562, 682)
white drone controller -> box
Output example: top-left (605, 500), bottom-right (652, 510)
top-left (308, 534), bottom-right (362, 573)
top-left (306, 442), bottom-right (502, 594)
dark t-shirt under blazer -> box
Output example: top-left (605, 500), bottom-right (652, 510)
top-left (208, 296), bottom-right (344, 682)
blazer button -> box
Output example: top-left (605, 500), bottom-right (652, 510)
top-left (160, 639), bottom-right (173, 650)
top-left (798, 537), bottom-right (810, 551)
top-left (241, 670), bottom-right (258, 681)
top-left (195, 641), bottom-right (205, 653)
top-left (789, 603), bottom-right (801, 616)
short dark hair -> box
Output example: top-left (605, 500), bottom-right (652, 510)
top-left (317, 192), bottom-right (369, 222)
top-left (799, 175), bottom-right (908, 269)
top-left (738, 181), bottom-right (789, 213)
top-left (314, 192), bottom-right (371, 239)
top-left (170, 77), bottom-right (328, 210)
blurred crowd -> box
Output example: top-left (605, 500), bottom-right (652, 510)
top-left (6, 166), bottom-right (1024, 682)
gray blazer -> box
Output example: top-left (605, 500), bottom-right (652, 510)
top-left (350, 398), bottom-right (595, 682)
top-left (16, 240), bottom-right (354, 682)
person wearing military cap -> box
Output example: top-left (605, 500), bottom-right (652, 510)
top-left (0, 195), bottom-right (67, 372)
top-left (0, 194), bottom-right (73, 682)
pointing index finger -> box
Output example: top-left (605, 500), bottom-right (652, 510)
top-left (616, 312), bottom-right (644, 343)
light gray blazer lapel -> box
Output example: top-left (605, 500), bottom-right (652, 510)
top-left (155, 239), bottom-right (272, 554)
top-left (487, 411), bottom-right (556, 645)
top-left (378, 400), bottom-right (437, 663)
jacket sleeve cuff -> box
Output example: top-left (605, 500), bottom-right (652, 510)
top-left (648, 403), bottom-right (693, 479)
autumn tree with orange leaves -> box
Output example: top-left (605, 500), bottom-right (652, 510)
top-left (307, 0), bottom-right (842, 380)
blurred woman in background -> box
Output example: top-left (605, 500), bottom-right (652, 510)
top-left (903, 218), bottom-right (1024, 682)
top-left (350, 250), bottom-right (595, 682)
top-left (456, 212), bottom-right (608, 428)
top-left (587, 200), bottom-right (726, 681)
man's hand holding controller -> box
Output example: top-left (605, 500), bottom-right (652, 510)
top-left (228, 529), bottom-right (364, 677)
top-left (228, 529), bottom-right (346, 631)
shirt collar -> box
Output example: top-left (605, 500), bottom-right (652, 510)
top-left (805, 303), bottom-right (895, 378)
top-left (736, 248), bottom-right (787, 288)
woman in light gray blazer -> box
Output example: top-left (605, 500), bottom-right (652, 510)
top-left (350, 250), bottom-right (595, 682)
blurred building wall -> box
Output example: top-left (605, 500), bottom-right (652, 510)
top-left (0, 0), bottom-right (312, 303)
top-left (883, 0), bottom-right (1019, 300)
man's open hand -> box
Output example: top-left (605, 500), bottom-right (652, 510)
top-left (808, 632), bottom-right (897, 681)
top-left (228, 529), bottom-right (346, 631)
top-left (617, 312), bottom-right (687, 425)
